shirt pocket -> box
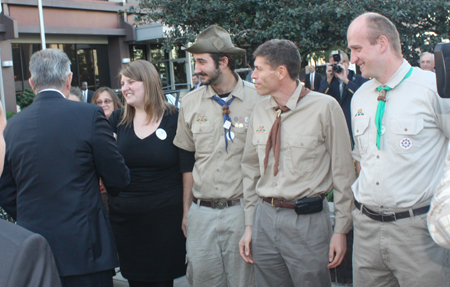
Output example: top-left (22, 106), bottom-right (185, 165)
top-left (286, 135), bottom-right (318, 173)
top-left (192, 123), bottom-right (214, 155)
top-left (353, 117), bottom-right (370, 154)
top-left (252, 133), bottom-right (268, 175)
top-left (388, 118), bottom-right (424, 153)
top-left (231, 126), bottom-right (248, 153)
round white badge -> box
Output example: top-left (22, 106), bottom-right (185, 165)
top-left (156, 128), bottom-right (167, 140)
top-left (399, 138), bottom-right (412, 150)
top-left (381, 126), bottom-right (386, 135)
top-left (245, 117), bottom-right (249, 123)
top-left (226, 131), bottom-right (235, 140)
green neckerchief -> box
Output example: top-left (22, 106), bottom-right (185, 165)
top-left (375, 66), bottom-right (413, 149)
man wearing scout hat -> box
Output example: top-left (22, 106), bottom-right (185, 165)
top-left (239, 39), bottom-right (355, 286)
top-left (348, 12), bottom-right (450, 286)
top-left (173, 25), bottom-right (259, 286)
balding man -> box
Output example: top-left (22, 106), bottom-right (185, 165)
top-left (348, 12), bottom-right (450, 286)
top-left (419, 52), bottom-right (435, 72)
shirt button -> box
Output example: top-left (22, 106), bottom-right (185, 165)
top-left (274, 183), bottom-right (278, 187)
top-left (216, 169), bottom-right (220, 172)
top-left (376, 155), bottom-right (379, 159)
top-left (215, 187), bottom-right (219, 190)
top-left (404, 128), bottom-right (408, 131)
top-left (380, 205), bottom-right (384, 208)
top-left (376, 182), bottom-right (379, 185)
top-left (356, 129), bottom-right (359, 133)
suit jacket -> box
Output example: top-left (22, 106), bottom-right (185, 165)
top-left (304, 72), bottom-right (322, 91)
top-left (318, 70), bottom-right (368, 139)
top-left (86, 90), bottom-right (94, 104)
top-left (0, 219), bottom-right (61, 287)
top-left (0, 90), bottom-right (130, 277)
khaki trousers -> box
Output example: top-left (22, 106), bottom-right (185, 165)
top-left (352, 204), bottom-right (450, 287)
top-left (252, 198), bottom-right (332, 287)
top-left (186, 201), bottom-right (255, 287)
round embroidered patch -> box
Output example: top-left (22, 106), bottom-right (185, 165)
top-left (399, 138), bottom-right (412, 150)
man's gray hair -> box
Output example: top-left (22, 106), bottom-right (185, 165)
top-left (29, 49), bottom-right (71, 93)
top-left (420, 52), bottom-right (435, 59)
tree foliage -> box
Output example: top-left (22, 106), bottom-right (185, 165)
top-left (129, 0), bottom-right (450, 65)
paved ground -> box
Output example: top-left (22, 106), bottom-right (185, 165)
top-left (113, 271), bottom-right (191, 287)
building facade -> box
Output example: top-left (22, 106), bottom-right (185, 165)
top-left (0, 0), bottom-right (192, 112)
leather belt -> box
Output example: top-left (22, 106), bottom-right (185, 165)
top-left (193, 197), bottom-right (241, 209)
top-left (355, 200), bottom-right (429, 222)
top-left (263, 194), bottom-right (325, 209)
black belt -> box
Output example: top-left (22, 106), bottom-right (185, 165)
top-left (193, 197), bottom-right (241, 209)
top-left (355, 200), bottom-right (429, 222)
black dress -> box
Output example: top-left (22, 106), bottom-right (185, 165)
top-left (108, 109), bottom-right (186, 282)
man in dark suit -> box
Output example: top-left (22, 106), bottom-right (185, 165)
top-left (81, 81), bottom-right (94, 103)
top-left (319, 51), bottom-right (368, 141)
top-left (190, 74), bottom-right (202, 91)
top-left (304, 65), bottom-right (322, 91)
top-left (0, 49), bottom-right (130, 287)
top-left (0, 103), bottom-right (61, 287)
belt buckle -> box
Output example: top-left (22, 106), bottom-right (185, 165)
top-left (381, 211), bottom-right (396, 222)
top-left (271, 198), bottom-right (275, 207)
top-left (214, 200), bottom-right (228, 209)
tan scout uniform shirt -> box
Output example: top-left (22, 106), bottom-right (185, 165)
top-left (242, 82), bottom-right (355, 234)
top-left (174, 75), bottom-right (260, 200)
top-left (351, 60), bottom-right (450, 208)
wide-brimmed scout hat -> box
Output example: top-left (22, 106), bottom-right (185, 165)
top-left (183, 25), bottom-right (246, 55)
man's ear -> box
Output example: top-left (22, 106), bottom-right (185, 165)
top-left (28, 78), bottom-right (36, 94)
top-left (378, 35), bottom-right (389, 54)
top-left (66, 73), bottom-right (73, 90)
top-left (219, 56), bottom-right (229, 68)
top-left (277, 65), bottom-right (288, 80)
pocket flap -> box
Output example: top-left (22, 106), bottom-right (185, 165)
top-left (192, 123), bottom-right (213, 134)
top-left (353, 117), bottom-right (370, 136)
top-left (389, 118), bottom-right (424, 135)
top-left (252, 133), bottom-right (268, 145)
top-left (287, 135), bottom-right (317, 148)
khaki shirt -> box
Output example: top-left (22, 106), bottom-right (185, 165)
top-left (351, 60), bottom-right (450, 208)
top-left (242, 82), bottom-right (355, 234)
top-left (174, 75), bottom-right (261, 200)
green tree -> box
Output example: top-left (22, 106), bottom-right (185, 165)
top-left (128, 0), bottom-right (449, 65)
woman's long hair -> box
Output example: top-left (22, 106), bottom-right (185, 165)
top-left (119, 60), bottom-right (175, 126)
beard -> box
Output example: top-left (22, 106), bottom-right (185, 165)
top-left (199, 67), bottom-right (222, 86)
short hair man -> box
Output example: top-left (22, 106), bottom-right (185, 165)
top-left (304, 64), bottom-right (322, 91)
top-left (174, 25), bottom-right (260, 286)
top-left (81, 81), bottom-right (94, 103)
top-left (419, 52), bottom-right (435, 72)
top-left (0, 49), bottom-right (130, 287)
top-left (239, 39), bottom-right (355, 286)
top-left (190, 74), bottom-right (201, 91)
top-left (348, 12), bottom-right (450, 285)
top-left (319, 50), bottom-right (367, 141)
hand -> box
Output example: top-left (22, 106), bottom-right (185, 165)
top-left (181, 214), bottom-right (187, 238)
top-left (327, 233), bottom-right (347, 269)
top-left (333, 63), bottom-right (349, 84)
top-left (239, 226), bottom-right (254, 264)
top-left (326, 64), bottom-right (334, 84)
top-left (99, 179), bottom-right (106, 193)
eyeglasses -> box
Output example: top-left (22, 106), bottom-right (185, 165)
top-left (96, 99), bottom-right (113, 105)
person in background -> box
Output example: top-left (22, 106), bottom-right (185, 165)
top-left (304, 64), bottom-right (322, 91)
top-left (68, 87), bottom-right (83, 102)
top-left (91, 87), bottom-right (123, 119)
top-left (190, 74), bottom-right (201, 91)
top-left (81, 81), bottom-right (94, 103)
top-left (0, 104), bottom-right (62, 287)
top-left (419, 52), bottom-right (435, 72)
top-left (108, 60), bottom-right (189, 287)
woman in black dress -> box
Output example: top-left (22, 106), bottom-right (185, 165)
top-left (108, 60), bottom-right (189, 287)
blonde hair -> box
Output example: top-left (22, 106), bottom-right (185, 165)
top-left (119, 60), bottom-right (175, 126)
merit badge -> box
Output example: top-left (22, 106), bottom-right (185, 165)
top-left (239, 116), bottom-right (244, 123)
top-left (156, 128), bottom-right (167, 140)
top-left (255, 126), bottom-right (267, 134)
top-left (234, 123), bottom-right (240, 128)
top-left (234, 116), bottom-right (239, 122)
top-left (196, 115), bottom-right (209, 123)
top-left (354, 108), bottom-right (365, 118)
top-left (226, 131), bottom-right (235, 140)
top-left (399, 138), bottom-right (412, 150)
